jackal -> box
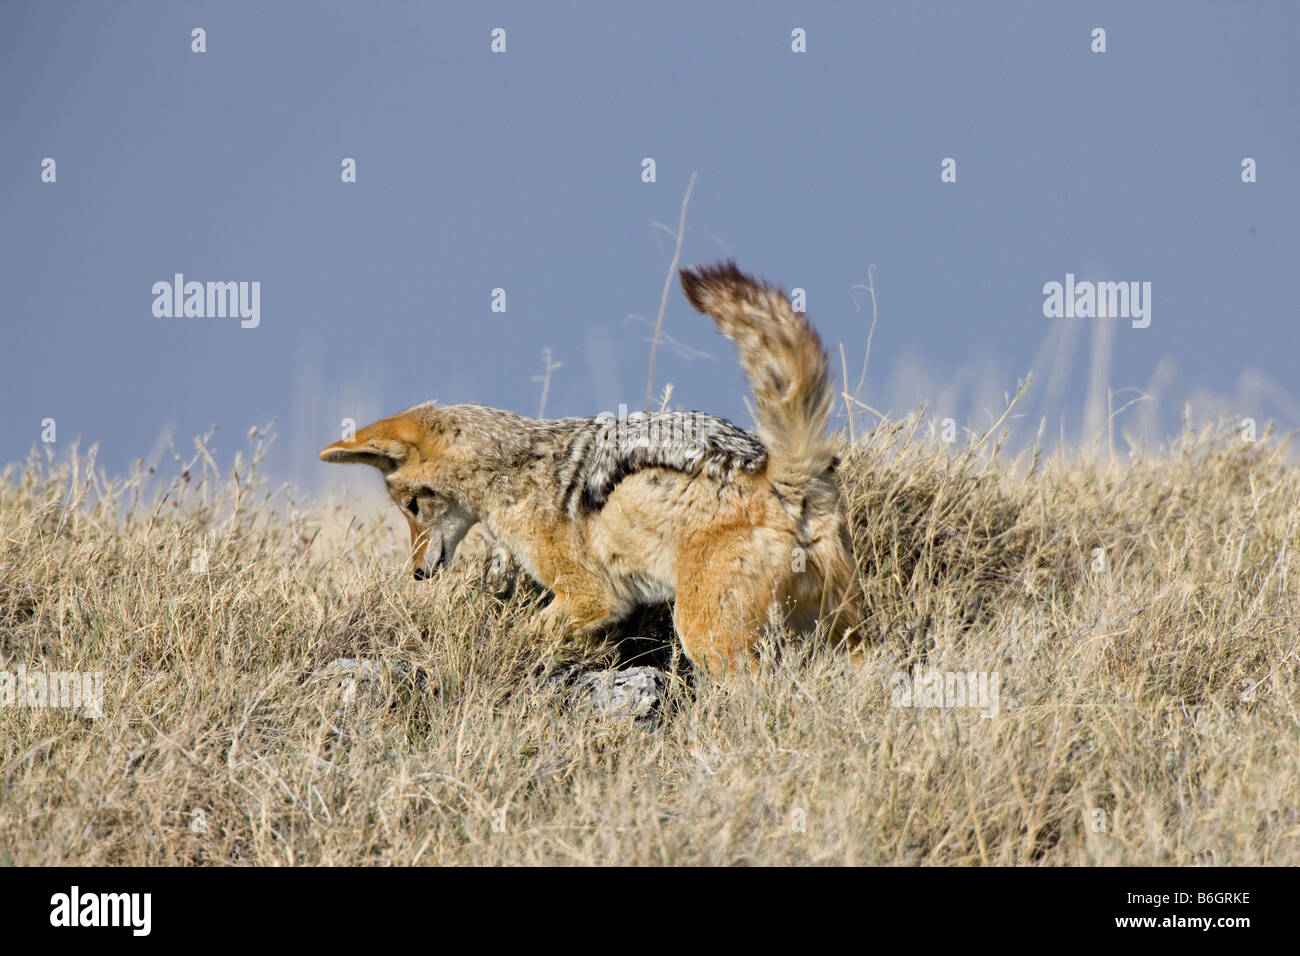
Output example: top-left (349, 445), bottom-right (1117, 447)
top-left (320, 262), bottom-right (859, 672)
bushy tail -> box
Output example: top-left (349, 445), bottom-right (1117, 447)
top-left (679, 261), bottom-right (836, 499)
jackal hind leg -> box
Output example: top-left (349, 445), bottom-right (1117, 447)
top-left (672, 538), bottom-right (777, 675)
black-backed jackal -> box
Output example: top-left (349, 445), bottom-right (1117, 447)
top-left (321, 262), bottom-right (859, 673)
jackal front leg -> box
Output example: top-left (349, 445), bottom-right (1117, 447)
top-left (536, 591), bottom-right (617, 642)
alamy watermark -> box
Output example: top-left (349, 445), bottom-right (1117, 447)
top-left (50, 886), bottom-right (150, 936)
top-left (890, 665), bottom-right (1000, 718)
top-left (152, 274), bottom-right (260, 328)
top-left (594, 404), bottom-right (711, 454)
top-left (0, 666), bottom-right (103, 718)
top-left (1042, 273), bottom-right (1150, 328)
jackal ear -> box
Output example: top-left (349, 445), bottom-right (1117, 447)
top-left (318, 438), bottom-right (409, 473)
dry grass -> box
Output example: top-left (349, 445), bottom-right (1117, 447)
top-left (1, 416), bottom-right (1297, 866)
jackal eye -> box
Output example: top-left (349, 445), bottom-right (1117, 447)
top-left (406, 497), bottom-right (419, 516)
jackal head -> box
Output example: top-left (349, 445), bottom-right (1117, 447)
top-left (319, 408), bottom-right (476, 580)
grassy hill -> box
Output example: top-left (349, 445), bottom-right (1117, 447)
top-left (1, 418), bottom-right (1296, 865)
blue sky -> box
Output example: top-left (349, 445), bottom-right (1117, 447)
top-left (2, 1), bottom-right (1296, 489)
